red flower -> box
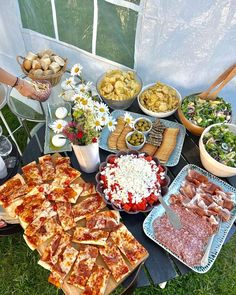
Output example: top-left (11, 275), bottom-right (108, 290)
top-left (77, 131), bottom-right (84, 139)
top-left (92, 137), bottom-right (97, 143)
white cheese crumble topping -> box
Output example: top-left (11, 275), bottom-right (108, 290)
top-left (101, 154), bottom-right (162, 205)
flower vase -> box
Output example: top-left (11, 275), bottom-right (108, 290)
top-left (72, 142), bottom-right (100, 173)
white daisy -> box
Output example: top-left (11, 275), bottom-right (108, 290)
top-left (71, 92), bottom-right (87, 102)
top-left (94, 117), bottom-right (103, 131)
top-left (71, 63), bottom-right (83, 76)
top-left (77, 81), bottom-right (92, 93)
top-left (51, 120), bottom-right (67, 134)
top-left (107, 117), bottom-right (117, 132)
top-left (95, 102), bottom-right (109, 115)
top-left (124, 112), bottom-right (134, 127)
top-left (61, 77), bottom-right (76, 91)
top-left (75, 96), bottom-right (93, 111)
top-left (98, 113), bottom-right (109, 126)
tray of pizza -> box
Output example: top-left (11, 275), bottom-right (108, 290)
top-left (0, 153), bottom-right (149, 294)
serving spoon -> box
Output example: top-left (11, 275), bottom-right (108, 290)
top-left (198, 63), bottom-right (236, 100)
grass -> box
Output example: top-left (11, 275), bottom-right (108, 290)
top-left (0, 106), bottom-right (236, 295)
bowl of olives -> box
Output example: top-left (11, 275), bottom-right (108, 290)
top-left (126, 131), bottom-right (146, 151)
top-left (134, 117), bottom-right (152, 135)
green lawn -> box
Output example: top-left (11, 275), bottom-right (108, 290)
top-left (0, 106), bottom-right (236, 295)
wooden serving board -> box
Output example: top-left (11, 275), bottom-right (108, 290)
top-left (37, 176), bottom-right (149, 295)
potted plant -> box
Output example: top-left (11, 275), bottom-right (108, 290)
top-left (61, 64), bottom-right (117, 173)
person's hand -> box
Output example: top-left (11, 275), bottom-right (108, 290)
top-left (15, 79), bottom-right (38, 99)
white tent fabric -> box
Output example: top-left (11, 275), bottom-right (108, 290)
top-left (0, 0), bottom-right (235, 119)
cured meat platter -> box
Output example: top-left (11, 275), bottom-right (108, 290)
top-left (143, 164), bottom-right (236, 273)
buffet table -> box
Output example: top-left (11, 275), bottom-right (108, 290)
top-left (22, 99), bottom-right (236, 289)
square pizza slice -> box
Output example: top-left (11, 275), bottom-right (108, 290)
top-left (47, 184), bottom-right (82, 204)
top-left (0, 174), bottom-right (25, 207)
top-left (22, 161), bottom-right (43, 186)
top-left (99, 238), bottom-right (130, 282)
top-left (38, 232), bottom-right (71, 270)
top-left (24, 206), bottom-right (57, 237)
top-left (109, 224), bottom-right (148, 266)
top-left (82, 265), bottom-right (110, 295)
top-left (86, 210), bottom-right (120, 230)
top-left (72, 227), bottom-right (109, 246)
top-left (48, 245), bottom-right (78, 287)
top-left (67, 245), bottom-right (98, 290)
top-left (55, 163), bottom-right (81, 184)
top-left (39, 155), bottom-right (55, 182)
top-left (73, 194), bottom-right (106, 222)
top-left (24, 217), bottom-right (62, 250)
top-left (55, 202), bottom-right (76, 231)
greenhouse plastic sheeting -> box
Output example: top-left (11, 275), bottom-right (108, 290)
top-left (1, 0), bottom-right (236, 106)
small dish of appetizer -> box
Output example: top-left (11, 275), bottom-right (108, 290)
top-left (134, 117), bottom-right (152, 135)
top-left (95, 150), bottom-right (170, 214)
top-left (125, 131), bottom-right (146, 151)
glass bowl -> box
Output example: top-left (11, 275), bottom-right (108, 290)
top-left (95, 150), bottom-right (170, 214)
top-left (96, 71), bottom-right (143, 110)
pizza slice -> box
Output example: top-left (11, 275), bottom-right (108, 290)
top-left (24, 217), bottom-right (62, 250)
top-left (55, 163), bottom-right (81, 184)
top-left (73, 194), bottom-right (106, 222)
top-left (109, 224), bottom-right (148, 266)
top-left (99, 239), bottom-right (130, 282)
top-left (24, 206), bottom-right (57, 237)
top-left (54, 155), bottom-right (71, 166)
top-left (49, 245), bottom-right (78, 287)
top-left (67, 245), bottom-right (98, 289)
top-left (22, 161), bottom-right (43, 186)
top-left (82, 265), bottom-right (110, 295)
top-left (72, 227), bottom-right (109, 246)
top-left (47, 185), bottom-right (82, 204)
top-left (38, 232), bottom-right (71, 270)
top-left (0, 174), bottom-right (25, 207)
top-left (55, 202), bottom-right (76, 231)
top-left (39, 155), bottom-right (55, 182)
top-left (86, 210), bottom-right (120, 230)
top-left (75, 178), bottom-right (96, 197)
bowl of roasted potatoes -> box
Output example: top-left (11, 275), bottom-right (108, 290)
top-left (96, 69), bottom-right (142, 110)
top-left (17, 49), bottom-right (67, 86)
top-left (138, 82), bottom-right (182, 118)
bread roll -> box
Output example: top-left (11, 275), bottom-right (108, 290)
top-left (49, 62), bottom-right (61, 74)
top-left (38, 49), bottom-right (54, 58)
top-left (43, 69), bottom-right (53, 76)
top-left (32, 60), bottom-right (41, 70)
top-left (40, 57), bottom-right (51, 71)
top-left (53, 56), bottom-right (65, 66)
top-left (32, 69), bottom-right (43, 77)
top-left (23, 59), bottom-right (32, 71)
top-left (25, 51), bottom-right (38, 61)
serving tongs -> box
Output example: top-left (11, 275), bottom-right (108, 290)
top-left (198, 63), bottom-right (236, 100)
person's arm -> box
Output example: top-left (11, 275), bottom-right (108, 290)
top-left (0, 67), bottom-right (38, 99)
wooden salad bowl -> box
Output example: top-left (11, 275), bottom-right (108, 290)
top-left (178, 106), bottom-right (204, 136)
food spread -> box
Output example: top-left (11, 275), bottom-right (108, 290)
top-left (203, 125), bottom-right (236, 167)
top-left (181, 95), bottom-right (232, 127)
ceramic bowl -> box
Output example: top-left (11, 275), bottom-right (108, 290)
top-left (125, 131), bottom-right (146, 151)
top-left (95, 150), bottom-right (170, 214)
top-left (133, 117), bottom-right (152, 136)
top-left (138, 83), bottom-right (182, 118)
top-left (96, 72), bottom-right (142, 110)
top-left (199, 123), bottom-right (236, 177)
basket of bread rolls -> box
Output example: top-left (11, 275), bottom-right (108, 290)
top-left (16, 49), bottom-right (67, 86)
